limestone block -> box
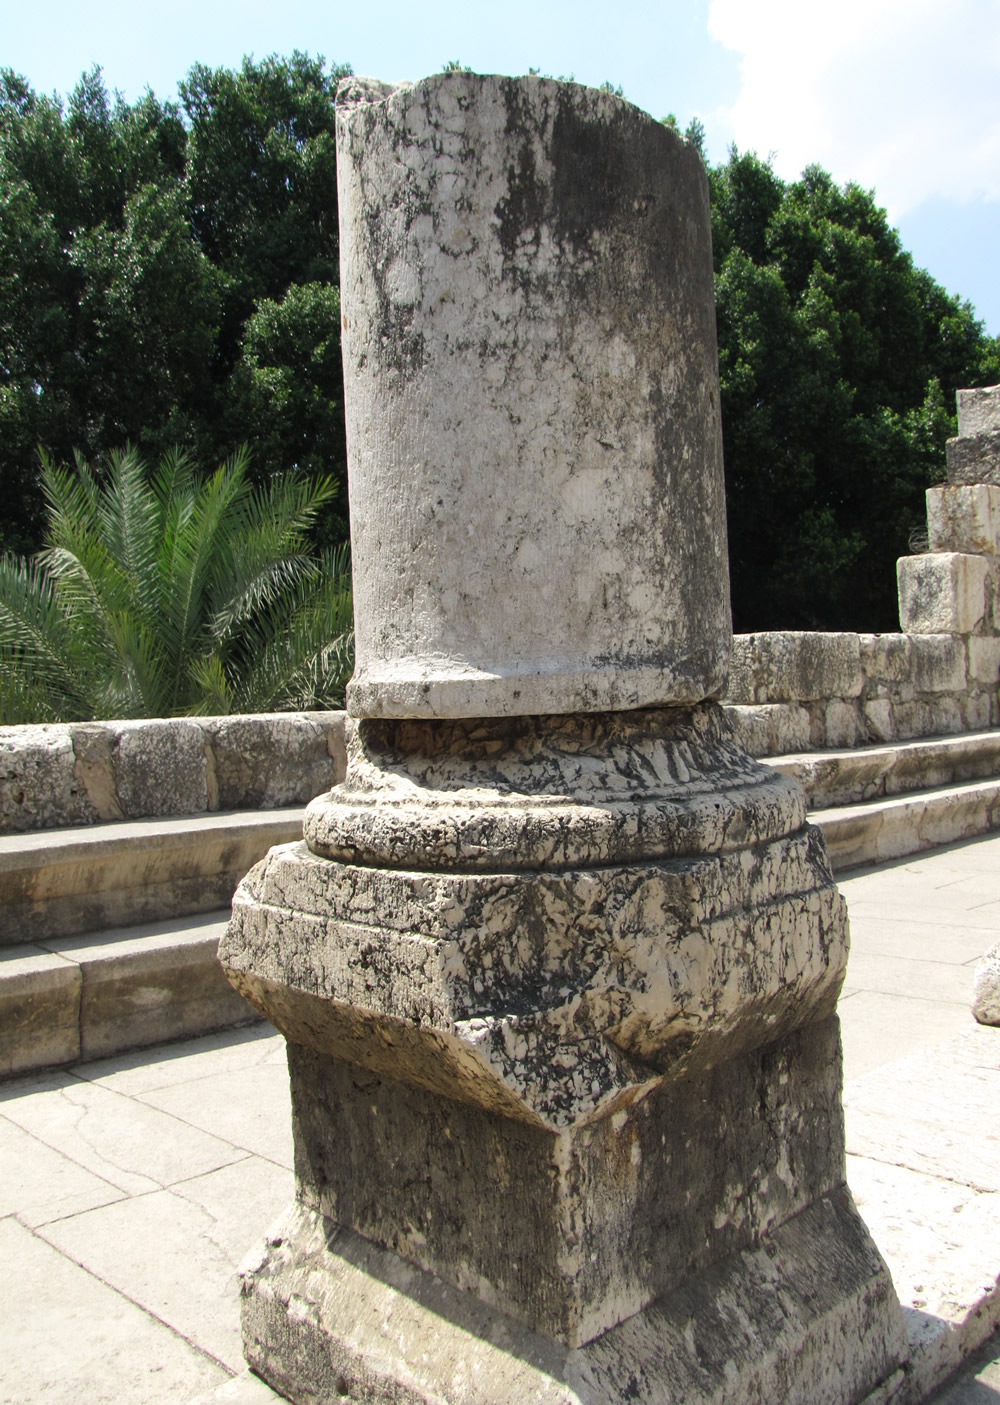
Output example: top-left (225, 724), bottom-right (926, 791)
top-left (241, 1192), bottom-right (905, 1405)
top-left (957, 384), bottom-right (1000, 437)
top-left (203, 714), bottom-right (343, 811)
top-left (897, 554), bottom-right (990, 634)
top-left (858, 632), bottom-right (911, 687)
top-left (968, 634), bottom-right (1000, 686)
top-left (0, 947), bottom-right (81, 1074)
top-left (962, 691), bottom-right (993, 731)
top-left (893, 700), bottom-right (932, 739)
top-left (0, 726), bottom-right (96, 833)
top-left (727, 632), bottom-right (862, 704)
top-left (909, 633), bottom-right (968, 693)
top-left (48, 920), bottom-right (255, 1061)
top-left (972, 939), bottom-right (1000, 1024)
top-left (928, 696), bottom-right (964, 736)
top-left (70, 725), bottom-right (124, 821)
top-left (947, 429), bottom-right (1000, 486)
top-left (824, 698), bottom-right (861, 749)
top-left (110, 720), bottom-right (208, 818)
top-left (222, 705), bottom-right (854, 1347)
top-left (863, 698), bottom-right (895, 742)
top-left (722, 702), bottom-right (812, 757)
top-left (927, 483), bottom-right (1000, 555)
top-left (337, 74), bottom-right (730, 719)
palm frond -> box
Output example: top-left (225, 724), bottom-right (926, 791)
top-left (0, 553), bottom-right (99, 721)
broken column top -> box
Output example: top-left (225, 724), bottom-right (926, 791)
top-left (948, 384), bottom-right (1000, 486)
top-left (336, 72), bottom-right (731, 720)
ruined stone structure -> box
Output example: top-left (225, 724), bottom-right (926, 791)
top-left (936, 386), bottom-right (1000, 1029)
top-left (220, 73), bottom-right (906, 1401)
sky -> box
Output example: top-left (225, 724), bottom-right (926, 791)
top-left (4, 0), bottom-right (1000, 336)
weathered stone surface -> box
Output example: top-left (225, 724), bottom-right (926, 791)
top-left (111, 720), bottom-right (209, 818)
top-left (303, 705), bottom-right (808, 873)
top-left (0, 726), bottom-right (96, 832)
top-left (223, 68), bottom-right (904, 1405)
top-left (722, 702), bottom-right (812, 757)
top-left (824, 697), bottom-right (861, 748)
top-left (0, 810), bottom-right (303, 945)
top-left (727, 631), bottom-right (862, 704)
top-left (239, 1191), bottom-right (905, 1405)
top-left (863, 698), bottom-right (895, 742)
top-left (947, 428), bottom-right (1000, 486)
top-left (770, 731), bottom-right (1000, 810)
top-left (815, 779), bottom-right (1000, 872)
top-left (204, 713), bottom-right (344, 810)
top-left (223, 703), bottom-right (861, 1351)
top-left (0, 945), bottom-right (81, 1074)
top-left (70, 724), bottom-right (124, 821)
top-left (967, 634), bottom-right (1000, 686)
top-left (897, 554), bottom-right (991, 634)
top-left (338, 73), bottom-right (729, 719)
top-left (927, 483), bottom-right (1000, 555)
top-left (47, 917), bottom-right (257, 1061)
top-left (956, 384), bottom-right (1000, 438)
top-left (972, 939), bottom-right (1000, 1024)
top-left (908, 634), bottom-right (968, 694)
top-left (858, 633), bottom-right (912, 687)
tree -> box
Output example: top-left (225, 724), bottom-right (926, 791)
top-left (0, 446), bottom-right (353, 723)
top-left (711, 150), bottom-right (1000, 630)
top-left (0, 55), bottom-right (350, 556)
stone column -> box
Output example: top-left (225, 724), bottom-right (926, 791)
top-left (221, 73), bottom-right (906, 1403)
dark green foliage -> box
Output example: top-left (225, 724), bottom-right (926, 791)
top-left (0, 54), bottom-right (349, 556)
top-left (3, 56), bottom-right (1000, 634)
top-left (712, 150), bottom-right (1000, 629)
top-left (0, 447), bottom-right (353, 723)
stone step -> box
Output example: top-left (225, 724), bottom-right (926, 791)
top-left (0, 808), bottom-right (304, 947)
top-left (768, 728), bottom-right (1000, 810)
top-left (4, 768), bottom-right (999, 1079)
top-left (815, 776), bottom-right (1000, 872)
top-left (0, 910), bottom-right (259, 1079)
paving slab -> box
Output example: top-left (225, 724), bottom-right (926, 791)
top-left (138, 1060), bottom-right (294, 1168)
top-left (838, 989), bottom-right (978, 1083)
top-left (0, 1071), bottom-right (248, 1193)
top-left (842, 917), bottom-right (994, 965)
top-left (73, 1019), bottom-right (286, 1097)
top-left (844, 950), bottom-right (977, 1005)
top-left (0, 1215), bottom-right (228, 1404)
top-left (928, 1328), bottom-right (1000, 1402)
top-left (0, 1116), bottom-right (125, 1227)
top-left (845, 1027), bottom-right (1000, 1189)
top-left (40, 1187), bottom-right (255, 1372)
top-left (844, 1026), bottom-right (1000, 1399)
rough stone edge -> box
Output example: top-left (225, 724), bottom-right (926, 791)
top-left (238, 1193), bottom-right (906, 1405)
top-left (0, 712), bottom-right (347, 833)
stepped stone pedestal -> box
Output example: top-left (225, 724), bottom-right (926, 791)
top-left (220, 72), bottom-right (906, 1403)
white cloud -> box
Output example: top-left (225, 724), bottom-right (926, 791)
top-left (708, 0), bottom-right (1000, 216)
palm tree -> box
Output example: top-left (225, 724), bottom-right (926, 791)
top-left (0, 446), bottom-right (353, 723)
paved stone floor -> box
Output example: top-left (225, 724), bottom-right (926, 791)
top-left (1, 833), bottom-right (999, 1403)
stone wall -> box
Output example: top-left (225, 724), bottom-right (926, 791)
top-left (2, 627), bottom-right (997, 832)
top-left (727, 628), bottom-right (999, 757)
top-left (727, 392), bottom-right (1000, 759)
top-left (0, 713), bottom-right (347, 833)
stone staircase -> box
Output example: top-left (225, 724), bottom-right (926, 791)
top-left (771, 728), bottom-right (1000, 870)
top-left (3, 726), bottom-right (999, 1082)
top-left (0, 809), bottom-right (305, 1079)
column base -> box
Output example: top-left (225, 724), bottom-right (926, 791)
top-left (240, 1193), bottom-right (907, 1405)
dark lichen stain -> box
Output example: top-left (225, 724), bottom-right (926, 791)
top-left (494, 78), bottom-right (549, 265)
